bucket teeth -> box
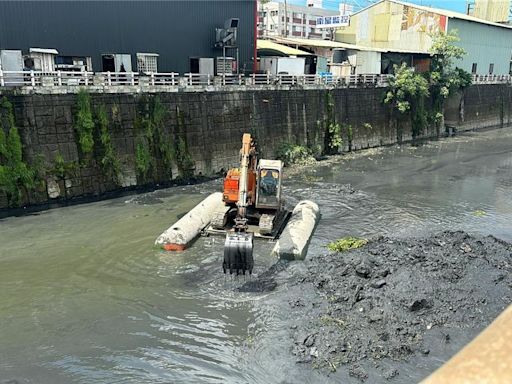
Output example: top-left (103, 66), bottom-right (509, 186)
top-left (223, 232), bottom-right (254, 275)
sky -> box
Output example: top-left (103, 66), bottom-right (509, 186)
top-left (287, 0), bottom-right (468, 13)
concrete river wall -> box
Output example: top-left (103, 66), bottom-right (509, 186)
top-left (0, 84), bottom-right (510, 211)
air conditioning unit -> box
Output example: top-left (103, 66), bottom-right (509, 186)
top-left (217, 56), bottom-right (235, 74)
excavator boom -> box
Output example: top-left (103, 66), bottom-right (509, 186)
top-left (223, 133), bottom-right (256, 275)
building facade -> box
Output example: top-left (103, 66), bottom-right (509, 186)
top-left (258, 1), bottom-right (338, 39)
top-left (335, 0), bottom-right (512, 74)
top-left (0, 0), bottom-right (256, 74)
top-left (468, 0), bottom-right (510, 23)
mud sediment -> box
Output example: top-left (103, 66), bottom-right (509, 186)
top-left (287, 231), bottom-right (512, 381)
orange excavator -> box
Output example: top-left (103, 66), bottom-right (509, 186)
top-left (205, 133), bottom-right (289, 275)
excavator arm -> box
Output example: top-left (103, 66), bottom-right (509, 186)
top-left (223, 133), bottom-right (255, 275)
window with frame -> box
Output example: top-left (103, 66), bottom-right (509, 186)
top-left (137, 55), bottom-right (158, 73)
top-left (471, 63), bottom-right (477, 74)
top-left (489, 63), bottom-right (494, 74)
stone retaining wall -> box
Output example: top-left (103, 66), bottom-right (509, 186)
top-left (0, 84), bottom-right (508, 211)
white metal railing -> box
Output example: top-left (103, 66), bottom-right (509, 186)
top-left (149, 72), bottom-right (178, 86)
top-left (219, 73), bottom-right (243, 86)
top-left (472, 74), bottom-right (512, 84)
top-left (184, 73), bottom-right (213, 86)
top-left (0, 70), bottom-right (509, 89)
top-left (251, 73), bottom-right (273, 85)
top-left (101, 72), bottom-right (138, 86)
top-left (58, 71), bottom-right (93, 86)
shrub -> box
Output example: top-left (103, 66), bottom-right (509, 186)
top-left (276, 143), bottom-right (315, 166)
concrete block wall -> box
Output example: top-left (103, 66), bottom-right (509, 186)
top-left (445, 84), bottom-right (512, 131)
top-left (0, 84), bottom-right (508, 211)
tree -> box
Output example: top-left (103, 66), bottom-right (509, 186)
top-left (428, 30), bottom-right (472, 132)
top-left (384, 63), bottom-right (429, 113)
top-left (384, 63), bottom-right (430, 139)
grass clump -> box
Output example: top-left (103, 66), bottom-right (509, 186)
top-left (135, 141), bottom-right (151, 181)
top-left (52, 151), bottom-right (78, 179)
top-left (327, 236), bottom-right (368, 253)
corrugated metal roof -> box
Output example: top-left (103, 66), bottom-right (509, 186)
top-left (391, 0), bottom-right (512, 29)
top-left (353, 0), bottom-right (512, 30)
top-left (257, 39), bottom-right (312, 56)
top-left (271, 37), bottom-right (427, 54)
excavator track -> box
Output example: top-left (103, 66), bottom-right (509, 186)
top-left (258, 213), bottom-right (275, 235)
top-left (210, 206), bottom-right (231, 229)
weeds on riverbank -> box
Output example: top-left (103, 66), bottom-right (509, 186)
top-left (327, 236), bottom-right (368, 252)
top-left (276, 143), bottom-right (316, 166)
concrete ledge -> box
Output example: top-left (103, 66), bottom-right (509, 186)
top-left (0, 82), bottom-right (379, 95)
top-left (272, 200), bottom-right (320, 260)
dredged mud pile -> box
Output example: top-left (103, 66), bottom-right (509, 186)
top-left (289, 231), bottom-right (512, 381)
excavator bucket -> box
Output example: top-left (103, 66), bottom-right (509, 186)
top-left (223, 232), bottom-right (254, 275)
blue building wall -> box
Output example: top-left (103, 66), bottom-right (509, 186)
top-left (449, 18), bottom-right (512, 75)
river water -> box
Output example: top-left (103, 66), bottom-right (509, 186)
top-left (1, 128), bottom-right (512, 384)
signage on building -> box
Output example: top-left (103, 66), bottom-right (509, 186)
top-left (316, 14), bottom-right (350, 28)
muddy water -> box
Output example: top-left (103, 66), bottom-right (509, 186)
top-left (1, 128), bottom-right (512, 384)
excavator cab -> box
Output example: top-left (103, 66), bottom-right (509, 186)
top-left (255, 159), bottom-right (283, 210)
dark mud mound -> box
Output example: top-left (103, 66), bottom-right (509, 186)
top-left (291, 231), bottom-right (512, 380)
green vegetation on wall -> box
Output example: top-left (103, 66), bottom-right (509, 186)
top-left (52, 151), bottom-right (78, 180)
top-left (324, 91), bottom-right (343, 154)
top-left (96, 105), bottom-right (121, 183)
top-left (134, 96), bottom-right (194, 182)
top-left (0, 97), bottom-right (39, 207)
top-left (135, 141), bottom-right (151, 180)
top-left (71, 91), bottom-right (123, 186)
top-left (75, 89), bottom-right (95, 155)
top-left (174, 109), bottom-right (194, 178)
top-left (174, 136), bottom-right (194, 177)
top-left (134, 95), bottom-right (165, 181)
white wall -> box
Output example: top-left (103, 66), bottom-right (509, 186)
top-left (356, 51), bottom-right (381, 74)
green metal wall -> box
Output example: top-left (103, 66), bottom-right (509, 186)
top-left (449, 18), bottom-right (512, 75)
